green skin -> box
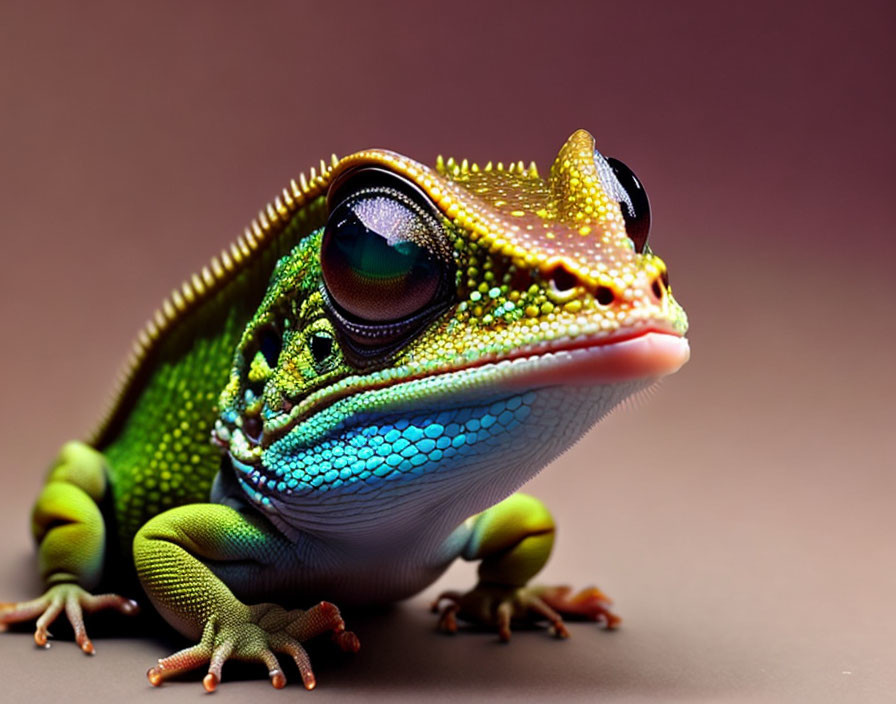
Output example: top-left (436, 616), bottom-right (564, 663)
top-left (0, 134), bottom-right (688, 691)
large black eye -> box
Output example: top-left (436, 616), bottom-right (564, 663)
top-left (320, 168), bottom-right (456, 363)
top-left (606, 157), bottom-right (651, 253)
top-left (322, 196), bottom-right (443, 321)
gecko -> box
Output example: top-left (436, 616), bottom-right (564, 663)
top-left (0, 129), bottom-right (689, 691)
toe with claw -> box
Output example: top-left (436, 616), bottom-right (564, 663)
top-left (0, 583), bottom-right (138, 653)
top-left (432, 582), bottom-right (619, 641)
top-left (147, 601), bottom-right (359, 692)
top-left (533, 584), bottom-right (621, 629)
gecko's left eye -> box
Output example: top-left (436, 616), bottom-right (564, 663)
top-left (320, 167), bottom-right (456, 364)
top-left (606, 157), bottom-right (650, 253)
top-left (593, 151), bottom-right (651, 253)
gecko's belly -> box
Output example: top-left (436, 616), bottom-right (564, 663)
top-left (285, 545), bottom-right (456, 606)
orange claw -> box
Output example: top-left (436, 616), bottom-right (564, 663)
top-left (269, 669), bottom-right (286, 689)
top-left (147, 667), bottom-right (164, 687)
top-left (202, 672), bottom-right (219, 692)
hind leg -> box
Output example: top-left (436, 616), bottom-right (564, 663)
top-left (0, 442), bottom-right (138, 652)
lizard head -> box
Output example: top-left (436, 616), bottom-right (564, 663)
top-left (216, 130), bottom-right (689, 526)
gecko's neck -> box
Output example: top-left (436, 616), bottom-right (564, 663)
top-left (253, 381), bottom-right (650, 553)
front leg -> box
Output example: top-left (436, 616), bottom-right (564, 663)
top-left (433, 492), bottom-right (619, 640)
top-left (133, 504), bottom-right (358, 691)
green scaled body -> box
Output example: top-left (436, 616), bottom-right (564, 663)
top-left (99, 201), bottom-right (328, 547)
top-left (1, 130), bottom-right (688, 691)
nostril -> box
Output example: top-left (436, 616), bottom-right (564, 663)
top-left (595, 286), bottom-right (615, 306)
top-left (651, 277), bottom-right (664, 300)
top-left (548, 265), bottom-right (578, 293)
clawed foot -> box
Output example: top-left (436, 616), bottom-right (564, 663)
top-left (431, 582), bottom-right (619, 641)
top-left (147, 601), bottom-right (359, 692)
top-left (0, 583), bottom-right (139, 653)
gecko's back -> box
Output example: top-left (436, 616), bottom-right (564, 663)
top-left (95, 186), bottom-right (330, 546)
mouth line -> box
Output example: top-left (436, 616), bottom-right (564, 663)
top-left (221, 322), bottom-right (688, 459)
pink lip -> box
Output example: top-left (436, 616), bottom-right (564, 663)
top-left (493, 331), bottom-right (690, 389)
top-left (257, 328), bottom-right (689, 449)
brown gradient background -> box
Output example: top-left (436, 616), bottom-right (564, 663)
top-left (1, 1), bottom-right (893, 702)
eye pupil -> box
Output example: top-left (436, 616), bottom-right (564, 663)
top-left (321, 186), bottom-right (451, 325)
top-left (606, 157), bottom-right (651, 253)
top-left (333, 214), bottom-right (433, 283)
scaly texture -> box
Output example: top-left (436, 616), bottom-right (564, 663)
top-left (1, 129), bottom-right (689, 691)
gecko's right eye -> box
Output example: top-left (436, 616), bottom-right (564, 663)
top-left (320, 168), bottom-right (456, 364)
